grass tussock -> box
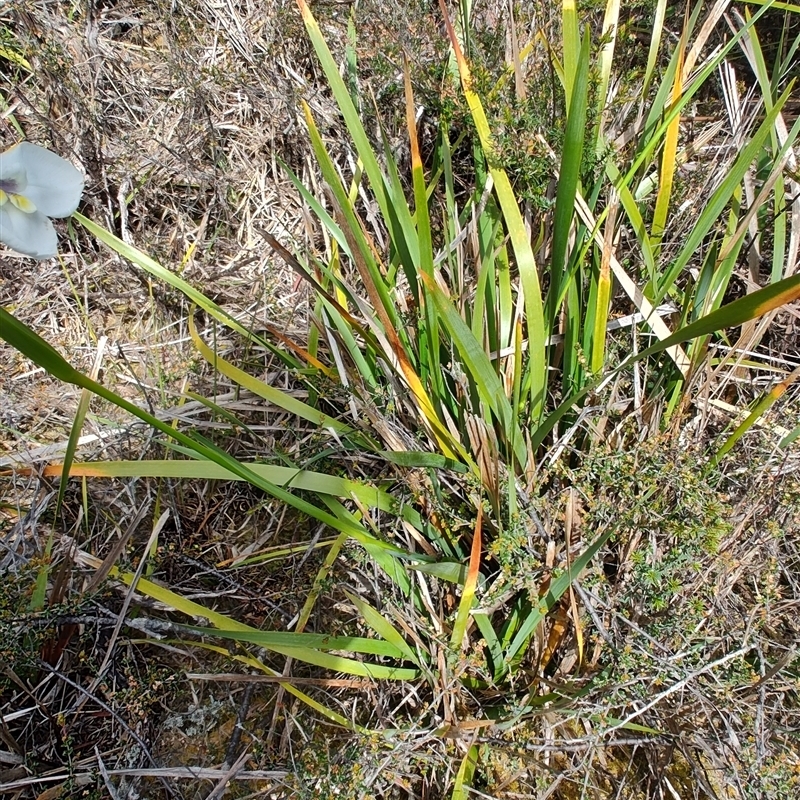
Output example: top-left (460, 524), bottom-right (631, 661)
top-left (2, 0), bottom-right (800, 798)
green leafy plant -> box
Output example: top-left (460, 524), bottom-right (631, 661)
top-left (2, 0), bottom-right (800, 795)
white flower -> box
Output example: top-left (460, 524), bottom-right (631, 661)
top-left (0, 141), bottom-right (84, 259)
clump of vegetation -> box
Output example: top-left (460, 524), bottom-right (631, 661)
top-left (2, 0), bottom-right (800, 797)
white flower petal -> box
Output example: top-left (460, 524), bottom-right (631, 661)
top-left (6, 142), bottom-right (84, 218)
top-left (0, 204), bottom-right (59, 259)
top-left (0, 142), bottom-right (28, 183)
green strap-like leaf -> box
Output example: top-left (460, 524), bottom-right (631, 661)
top-left (440, 0), bottom-right (546, 420)
top-left (420, 272), bottom-right (528, 469)
top-left (0, 307), bottom-right (414, 556)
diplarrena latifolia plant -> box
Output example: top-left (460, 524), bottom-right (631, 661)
top-left (1, 0), bottom-right (800, 796)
